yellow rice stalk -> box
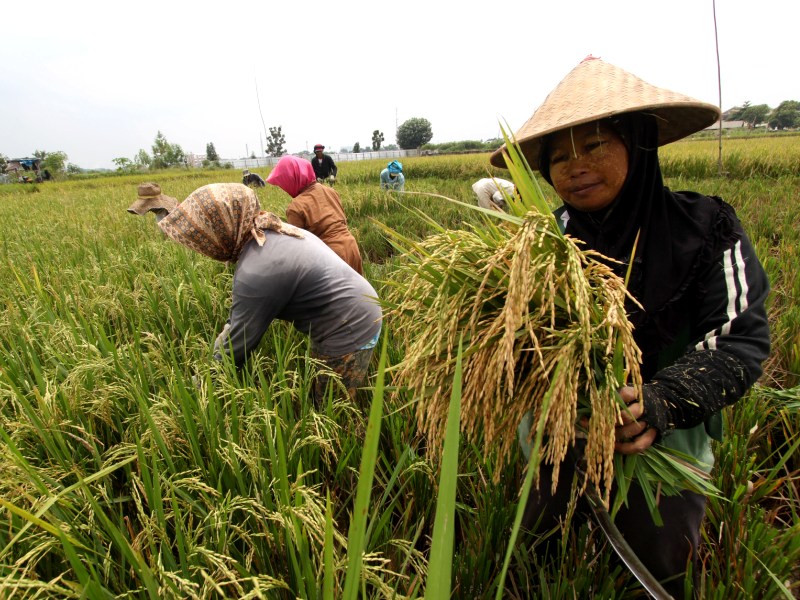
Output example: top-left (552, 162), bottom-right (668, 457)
top-left (382, 208), bottom-right (641, 501)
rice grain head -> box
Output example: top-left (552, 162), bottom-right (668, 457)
top-left (383, 201), bottom-right (641, 501)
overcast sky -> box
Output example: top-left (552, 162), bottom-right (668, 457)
top-left (1, 0), bottom-right (795, 169)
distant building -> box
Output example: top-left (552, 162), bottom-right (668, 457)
top-left (5, 157), bottom-right (42, 173)
top-left (704, 120), bottom-right (747, 130)
top-left (185, 153), bottom-right (205, 168)
top-left (4, 157), bottom-right (46, 183)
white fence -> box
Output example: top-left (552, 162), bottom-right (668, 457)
top-left (187, 149), bottom-right (420, 170)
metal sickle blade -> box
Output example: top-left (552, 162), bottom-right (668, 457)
top-left (583, 483), bottom-right (674, 600)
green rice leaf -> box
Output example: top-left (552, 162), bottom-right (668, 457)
top-left (342, 336), bottom-right (387, 600)
top-left (425, 338), bottom-right (464, 599)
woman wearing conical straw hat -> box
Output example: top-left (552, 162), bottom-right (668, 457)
top-left (492, 56), bottom-right (770, 596)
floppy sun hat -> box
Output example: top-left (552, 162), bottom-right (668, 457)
top-left (490, 56), bottom-right (721, 170)
top-left (127, 182), bottom-right (179, 216)
top-left (387, 160), bottom-right (403, 174)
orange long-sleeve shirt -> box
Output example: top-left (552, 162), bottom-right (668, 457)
top-left (285, 182), bottom-right (363, 274)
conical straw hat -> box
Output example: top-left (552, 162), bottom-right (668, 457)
top-left (490, 57), bottom-right (720, 169)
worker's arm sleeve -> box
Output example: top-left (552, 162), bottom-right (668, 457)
top-left (284, 205), bottom-right (307, 229)
top-left (216, 279), bottom-right (283, 367)
top-left (642, 233), bottom-right (770, 433)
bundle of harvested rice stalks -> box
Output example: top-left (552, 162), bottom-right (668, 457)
top-left (378, 137), bottom-right (716, 511)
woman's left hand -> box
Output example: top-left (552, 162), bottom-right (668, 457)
top-left (614, 386), bottom-right (658, 454)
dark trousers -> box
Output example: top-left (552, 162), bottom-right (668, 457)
top-left (311, 347), bottom-right (375, 404)
top-left (523, 454), bottom-right (706, 599)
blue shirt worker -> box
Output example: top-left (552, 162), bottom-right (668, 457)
top-left (380, 160), bottom-right (405, 191)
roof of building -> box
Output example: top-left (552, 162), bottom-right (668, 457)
top-left (704, 120), bottom-right (747, 130)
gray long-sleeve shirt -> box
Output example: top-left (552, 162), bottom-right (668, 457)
top-left (221, 230), bottom-right (382, 365)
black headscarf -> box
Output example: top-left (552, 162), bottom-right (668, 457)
top-left (543, 113), bottom-right (741, 379)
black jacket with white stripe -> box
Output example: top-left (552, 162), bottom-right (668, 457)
top-left (555, 193), bottom-right (770, 439)
top-left (642, 220), bottom-right (771, 434)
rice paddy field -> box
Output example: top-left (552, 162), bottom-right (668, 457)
top-left (0, 134), bottom-right (798, 598)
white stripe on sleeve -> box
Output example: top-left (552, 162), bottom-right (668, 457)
top-left (696, 241), bottom-right (745, 352)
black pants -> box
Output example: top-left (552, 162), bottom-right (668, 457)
top-left (523, 453), bottom-right (706, 599)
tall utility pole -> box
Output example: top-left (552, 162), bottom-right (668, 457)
top-left (255, 78), bottom-right (269, 151)
top-left (713, 0), bottom-right (724, 176)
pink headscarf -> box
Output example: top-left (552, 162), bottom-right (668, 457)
top-left (266, 155), bottom-right (316, 198)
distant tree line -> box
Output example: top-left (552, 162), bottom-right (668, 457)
top-left (7, 100), bottom-right (800, 180)
top-left (345, 118), bottom-right (433, 152)
top-left (112, 130), bottom-right (186, 173)
top-left (421, 139), bottom-right (502, 153)
top-left (340, 144), bottom-right (399, 153)
top-left (726, 100), bottom-right (800, 130)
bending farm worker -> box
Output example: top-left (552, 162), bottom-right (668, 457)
top-left (471, 177), bottom-right (515, 211)
top-left (267, 155), bottom-right (364, 275)
top-left (310, 143), bottom-right (337, 184)
top-left (491, 56), bottom-right (770, 597)
top-left (158, 183), bottom-right (382, 401)
top-left (380, 160), bottom-right (405, 191)
top-left (242, 169), bottom-right (266, 187)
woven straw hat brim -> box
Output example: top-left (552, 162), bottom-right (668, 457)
top-left (127, 194), bottom-right (179, 215)
top-left (489, 59), bottom-right (720, 169)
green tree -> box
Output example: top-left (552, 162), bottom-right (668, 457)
top-left (151, 131), bottom-right (170, 167)
top-left (372, 130), bottom-right (385, 151)
top-left (29, 150), bottom-right (68, 175)
top-left (266, 126), bottom-right (286, 157)
top-left (41, 151), bottom-right (69, 175)
top-left (151, 131), bottom-right (185, 169)
top-left (727, 101), bottom-right (751, 121)
top-left (0, 153), bottom-right (7, 173)
top-left (740, 104), bottom-right (770, 128)
top-left (768, 101), bottom-right (800, 130)
top-left (729, 102), bottom-right (771, 128)
top-left (112, 157), bottom-right (136, 172)
top-left (353, 142), bottom-right (361, 153)
top-left (397, 117), bottom-right (433, 149)
top-left (135, 149), bottom-right (152, 169)
top-left (206, 142), bottom-right (220, 162)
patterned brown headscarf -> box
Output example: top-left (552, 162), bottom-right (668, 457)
top-left (158, 183), bottom-right (304, 262)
